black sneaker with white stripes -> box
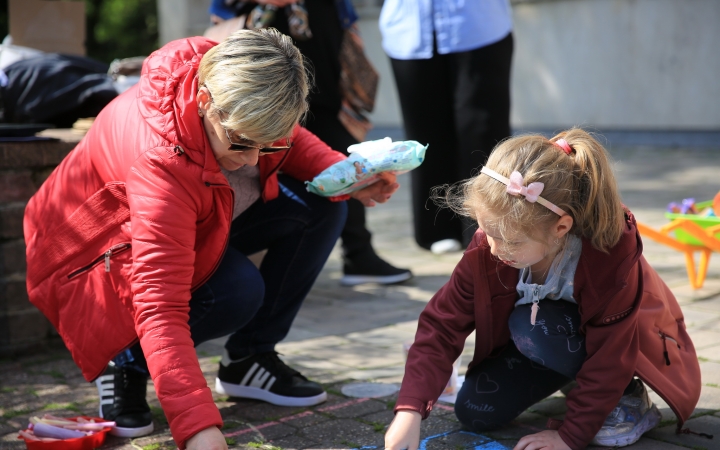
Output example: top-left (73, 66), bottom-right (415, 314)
top-left (95, 362), bottom-right (154, 437)
top-left (215, 351), bottom-right (327, 407)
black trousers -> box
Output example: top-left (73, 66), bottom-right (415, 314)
top-left (304, 110), bottom-right (373, 258)
top-left (455, 300), bottom-right (587, 431)
top-left (390, 33), bottom-right (514, 249)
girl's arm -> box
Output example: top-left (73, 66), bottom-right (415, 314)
top-left (394, 238), bottom-right (481, 417)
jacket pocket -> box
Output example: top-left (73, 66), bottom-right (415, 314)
top-left (658, 329), bottom-right (681, 366)
top-left (67, 242), bottom-right (131, 280)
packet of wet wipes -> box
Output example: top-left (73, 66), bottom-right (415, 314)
top-left (306, 138), bottom-right (427, 197)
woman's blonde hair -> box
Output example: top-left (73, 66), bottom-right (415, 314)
top-left (198, 28), bottom-right (311, 143)
top-left (440, 128), bottom-right (625, 252)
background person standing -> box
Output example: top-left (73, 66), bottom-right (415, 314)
top-left (208, 0), bottom-right (413, 286)
top-left (380, 0), bottom-right (514, 253)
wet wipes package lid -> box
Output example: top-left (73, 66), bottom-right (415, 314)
top-left (306, 138), bottom-right (427, 197)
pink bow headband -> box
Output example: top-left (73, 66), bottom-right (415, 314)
top-left (480, 167), bottom-right (568, 217)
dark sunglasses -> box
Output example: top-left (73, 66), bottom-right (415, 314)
top-left (223, 127), bottom-right (293, 154)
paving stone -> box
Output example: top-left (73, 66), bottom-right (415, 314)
top-left (265, 434), bottom-right (322, 449)
top-left (300, 418), bottom-right (380, 448)
top-left (698, 344), bottom-right (720, 362)
top-left (525, 395), bottom-right (568, 417)
top-left (701, 361), bottom-right (720, 386)
top-left (645, 415), bottom-right (720, 450)
top-left (318, 398), bottom-right (387, 419)
top-left (688, 329), bottom-right (720, 351)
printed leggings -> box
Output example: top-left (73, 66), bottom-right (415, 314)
top-left (455, 300), bottom-right (587, 431)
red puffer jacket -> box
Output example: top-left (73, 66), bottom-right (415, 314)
top-left (396, 211), bottom-right (701, 449)
top-left (23, 37), bottom-right (345, 448)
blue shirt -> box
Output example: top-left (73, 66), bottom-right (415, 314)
top-left (379, 0), bottom-right (513, 60)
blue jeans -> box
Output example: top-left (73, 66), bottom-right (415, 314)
top-left (114, 175), bottom-right (347, 372)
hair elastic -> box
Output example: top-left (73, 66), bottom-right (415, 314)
top-left (480, 166), bottom-right (568, 217)
top-left (554, 138), bottom-right (572, 155)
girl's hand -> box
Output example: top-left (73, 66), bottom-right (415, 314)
top-left (349, 172), bottom-right (399, 207)
top-left (186, 426), bottom-right (228, 450)
top-left (385, 410), bottom-right (422, 450)
top-left (513, 430), bottom-right (571, 450)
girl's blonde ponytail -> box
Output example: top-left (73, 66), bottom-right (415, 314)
top-left (554, 129), bottom-right (625, 252)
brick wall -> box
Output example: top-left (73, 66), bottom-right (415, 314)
top-left (0, 135), bottom-right (77, 357)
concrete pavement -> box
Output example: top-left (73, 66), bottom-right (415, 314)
top-left (1, 141), bottom-right (719, 449)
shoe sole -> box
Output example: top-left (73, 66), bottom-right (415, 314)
top-left (592, 404), bottom-right (662, 447)
top-left (215, 378), bottom-right (328, 407)
top-left (340, 271), bottom-right (413, 286)
top-left (98, 406), bottom-right (155, 438)
top-left (110, 423), bottom-right (155, 438)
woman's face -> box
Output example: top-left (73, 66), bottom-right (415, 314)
top-left (197, 87), bottom-right (263, 171)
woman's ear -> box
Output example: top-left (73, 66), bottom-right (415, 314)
top-left (196, 87), bottom-right (212, 114)
top-left (553, 214), bottom-right (574, 239)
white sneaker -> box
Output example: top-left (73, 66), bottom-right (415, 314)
top-left (591, 380), bottom-right (662, 447)
top-left (430, 239), bottom-right (462, 254)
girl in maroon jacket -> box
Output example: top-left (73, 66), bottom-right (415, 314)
top-left (385, 128), bottom-right (701, 449)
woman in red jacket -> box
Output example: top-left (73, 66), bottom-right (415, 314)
top-left (385, 129), bottom-right (701, 449)
top-left (24, 29), bottom-right (398, 450)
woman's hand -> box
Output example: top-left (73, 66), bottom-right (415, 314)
top-left (513, 430), bottom-right (571, 450)
top-left (349, 172), bottom-right (399, 207)
top-left (186, 426), bottom-right (228, 450)
top-left (385, 410), bottom-right (422, 450)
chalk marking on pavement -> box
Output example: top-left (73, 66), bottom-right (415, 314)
top-left (351, 429), bottom-right (508, 450)
top-left (223, 410), bottom-right (315, 438)
top-left (317, 397), bottom-right (370, 412)
top-left (435, 403), bottom-right (454, 411)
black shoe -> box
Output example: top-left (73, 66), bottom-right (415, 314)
top-left (341, 250), bottom-right (413, 286)
top-left (215, 351), bottom-right (327, 407)
top-left (95, 362), bottom-right (154, 437)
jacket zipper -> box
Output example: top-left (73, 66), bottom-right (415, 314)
top-left (658, 331), bottom-right (680, 366)
top-left (67, 243), bottom-right (132, 279)
top-left (530, 286), bottom-right (540, 325)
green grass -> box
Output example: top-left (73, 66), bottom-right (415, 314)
top-left (247, 440), bottom-right (282, 449)
top-left (339, 440), bottom-right (359, 448)
top-left (141, 444), bottom-right (162, 450)
top-left (150, 406), bottom-right (168, 425)
top-left (357, 418), bottom-right (387, 433)
top-left (42, 402), bottom-right (80, 412)
top-left (386, 399), bottom-right (396, 410)
top-left (1, 387), bottom-right (15, 394)
top-left (325, 387), bottom-right (343, 396)
top-left (1, 408), bottom-right (33, 419)
top-left (225, 437), bottom-right (236, 446)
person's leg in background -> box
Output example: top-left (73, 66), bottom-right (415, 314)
top-left (305, 111), bottom-right (413, 286)
top-left (214, 174), bottom-right (347, 406)
top-left (390, 52), bottom-right (465, 251)
top-left (450, 33), bottom-right (514, 246)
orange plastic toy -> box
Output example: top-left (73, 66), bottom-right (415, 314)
top-left (637, 199), bottom-right (720, 289)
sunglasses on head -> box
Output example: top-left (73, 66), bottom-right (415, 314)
top-left (223, 128), bottom-right (293, 154)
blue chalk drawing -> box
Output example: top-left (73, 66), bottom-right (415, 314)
top-left (352, 429), bottom-right (508, 450)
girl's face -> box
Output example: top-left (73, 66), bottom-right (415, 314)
top-left (476, 212), bottom-right (574, 273)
